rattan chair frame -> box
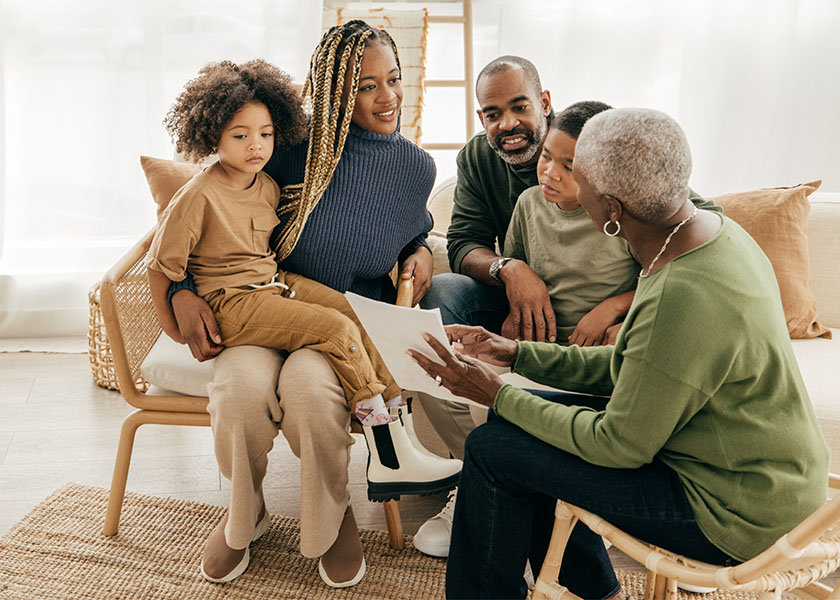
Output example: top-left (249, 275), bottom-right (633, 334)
top-left (99, 227), bottom-right (408, 549)
top-left (533, 475), bottom-right (840, 600)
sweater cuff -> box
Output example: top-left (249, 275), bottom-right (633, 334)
top-left (167, 272), bottom-right (197, 309)
top-left (492, 383), bottom-right (515, 416)
top-left (398, 234), bottom-right (431, 263)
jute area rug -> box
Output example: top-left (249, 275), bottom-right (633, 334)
top-left (0, 484), bottom-right (759, 600)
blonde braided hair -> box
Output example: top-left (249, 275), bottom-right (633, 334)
top-left (273, 20), bottom-right (401, 261)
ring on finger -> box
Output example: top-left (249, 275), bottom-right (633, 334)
top-left (434, 374), bottom-right (443, 386)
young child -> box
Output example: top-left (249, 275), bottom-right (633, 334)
top-left (146, 59), bottom-right (402, 427)
top-left (504, 101), bottom-right (640, 346)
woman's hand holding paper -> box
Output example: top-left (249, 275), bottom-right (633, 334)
top-left (407, 325), bottom-right (517, 408)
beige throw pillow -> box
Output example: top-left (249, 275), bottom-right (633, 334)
top-left (139, 156), bottom-right (203, 219)
top-left (711, 181), bottom-right (829, 339)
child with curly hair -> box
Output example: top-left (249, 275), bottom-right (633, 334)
top-left (146, 59), bottom-right (403, 439)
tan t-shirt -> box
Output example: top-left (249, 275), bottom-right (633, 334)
top-left (146, 168), bottom-right (281, 296)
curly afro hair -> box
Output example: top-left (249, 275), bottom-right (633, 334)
top-left (164, 59), bottom-right (308, 162)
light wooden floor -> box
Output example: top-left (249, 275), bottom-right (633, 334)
top-left (0, 350), bottom-right (692, 584)
top-left (8, 351), bottom-right (840, 590)
top-left (0, 351), bottom-right (450, 538)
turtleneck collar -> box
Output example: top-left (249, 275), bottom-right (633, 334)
top-left (347, 119), bottom-right (401, 143)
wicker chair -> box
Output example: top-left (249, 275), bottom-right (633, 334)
top-left (99, 227), bottom-right (411, 549)
top-left (533, 474), bottom-right (840, 600)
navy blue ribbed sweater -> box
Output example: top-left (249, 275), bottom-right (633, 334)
top-left (265, 123), bottom-right (435, 301)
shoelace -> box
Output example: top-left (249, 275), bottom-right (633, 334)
top-left (437, 487), bottom-right (458, 521)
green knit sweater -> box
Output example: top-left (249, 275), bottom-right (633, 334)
top-left (495, 216), bottom-right (829, 561)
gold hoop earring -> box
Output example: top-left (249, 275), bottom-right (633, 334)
top-left (603, 220), bottom-right (621, 237)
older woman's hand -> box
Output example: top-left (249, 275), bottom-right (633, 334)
top-left (400, 246), bottom-right (434, 305)
top-left (407, 332), bottom-right (507, 408)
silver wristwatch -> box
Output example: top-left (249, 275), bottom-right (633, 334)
top-left (489, 257), bottom-right (513, 284)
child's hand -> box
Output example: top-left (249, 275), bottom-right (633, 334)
top-left (602, 322), bottom-right (623, 346)
top-left (569, 303), bottom-right (617, 347)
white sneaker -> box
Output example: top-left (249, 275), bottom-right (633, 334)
top-left (523, 559), bottom-right (535, 591)
top-left (363, 419), bottom-right (461, 502)
top-left (413, 487), bottom-right (458, 557)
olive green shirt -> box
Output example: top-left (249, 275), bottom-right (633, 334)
top-left (495, 216), bottom-right (829, 561)
top-left (504, 185), bottom-right (639, 343)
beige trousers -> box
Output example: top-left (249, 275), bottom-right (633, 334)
top-left (207, 345), bottom-right (354, 557)
top-left (415, 393), bottom-right (488, 461)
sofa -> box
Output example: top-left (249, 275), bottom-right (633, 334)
top-left (137, 175), bottom-right (840, 469)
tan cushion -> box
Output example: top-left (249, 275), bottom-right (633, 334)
top-left (711, 181), bottom-right (829, 339)
top-left (140, 156), bottom-right (202, 219)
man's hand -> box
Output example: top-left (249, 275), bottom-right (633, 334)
top-left (407, 332), bottom-right (506, 408)
top-left (399, 246), bottom-right (434, 306)
top-left (500, 260), bottom-right (556, 342)
top-left (170, 290), bottom-right (224, 361)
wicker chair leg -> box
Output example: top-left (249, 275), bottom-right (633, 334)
top-left (644, 571), bottom-right (667, 600)
top-left (665, 577), bottom-right (678, 600)
top-left (533, 501), bottom-right (580, 600)
top-left (103, 410), bottom-right (145, 536)
top-left (383, 499), bottom-right (404, 549)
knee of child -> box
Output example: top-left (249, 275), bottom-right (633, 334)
top-left (324, 310), bottom-right (365, 348)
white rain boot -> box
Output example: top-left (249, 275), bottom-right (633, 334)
top-left (362, 417), bottom-right (461, 502)
top-left (391, 397), bottom-right (440, 459)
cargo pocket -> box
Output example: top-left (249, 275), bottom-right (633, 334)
top-left (251, 213), bottom-right (281, 252)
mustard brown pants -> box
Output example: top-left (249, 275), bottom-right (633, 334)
top-left (204, 270), bottom-right (400, 408)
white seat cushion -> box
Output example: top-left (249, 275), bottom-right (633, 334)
top-left (140, 333), bottom-right (213, 397)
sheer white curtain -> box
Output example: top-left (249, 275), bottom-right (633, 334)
top-left (473, 0), bottom-right (840, 196)
top-left (2, 0), bottom-right (839, 339)
top-left (0, 0), bottom-right (322, 337)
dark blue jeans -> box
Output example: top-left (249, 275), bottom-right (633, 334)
top-left (420, 272), bottom-right (509, 331)
top-left (446, 391), bottom-right (735, 600)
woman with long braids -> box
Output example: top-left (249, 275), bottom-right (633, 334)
top-left (167, 20), bottom-right (461, 588)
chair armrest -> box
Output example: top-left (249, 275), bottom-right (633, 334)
top-left (99, 228), bottom-right (208, 414)
top-left (396, 277), bottom-right (414, 308)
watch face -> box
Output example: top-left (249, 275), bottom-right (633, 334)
top-left (490, 258), bottom-right (505, 282)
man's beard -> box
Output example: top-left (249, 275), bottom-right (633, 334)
top-left (486, 116), bottom-right (548, 165)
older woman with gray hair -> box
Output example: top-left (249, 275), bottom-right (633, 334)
top-left (408, 107), bottom-right (829, 599)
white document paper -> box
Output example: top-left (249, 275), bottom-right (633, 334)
top-left (345, 292), bottom-right (487, 407)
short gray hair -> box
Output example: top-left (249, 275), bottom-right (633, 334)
top-left (574, 108), bottom-right (692, 223)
